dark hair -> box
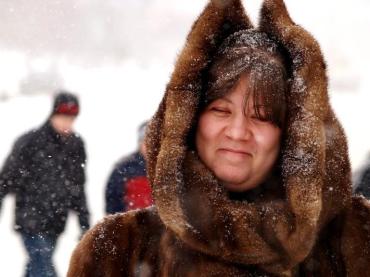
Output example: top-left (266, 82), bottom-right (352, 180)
top-left (202, 29), bottom-right (288, 128)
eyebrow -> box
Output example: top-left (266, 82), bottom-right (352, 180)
top-left (214, 97), bottom-right (232, 104)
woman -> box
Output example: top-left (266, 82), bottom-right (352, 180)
top-left (68, 0), bottom-right (370, 276)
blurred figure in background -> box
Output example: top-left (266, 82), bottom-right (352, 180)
top-left (105, 121), bottom-right (152, 214)
top-left (0, 91), bottom-right (90, 277)
top-left (354, 154), bottom-right (370, 199)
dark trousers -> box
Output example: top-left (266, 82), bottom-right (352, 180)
top-left (21, 233), bottom-right (58, 277)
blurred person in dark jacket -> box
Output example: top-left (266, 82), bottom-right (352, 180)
top-left (0, 91), bottom-right (90, 277)
top-left (105, 121), bottom-right (152, 214)
top-left (354, 155), bottom-right (370, 199)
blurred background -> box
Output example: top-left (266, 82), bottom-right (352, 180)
top-left (0, 0), bottom-right (369, 275)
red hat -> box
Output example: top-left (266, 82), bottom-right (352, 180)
top-left (52, 91), bottom-right (79, 116)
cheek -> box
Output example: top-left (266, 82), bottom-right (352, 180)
top-left (255, 127), bottom-right (281, 155)
top-left (195, 117), bottom-right (208, 152)
top-left (57, 122), bottom-right (65, 130)
top-left (62, 122), bottom-right (69, 130)
top-left (195, 114), bottom-right (218, 157)
top-left (65, 120), bottom-right (74, 129)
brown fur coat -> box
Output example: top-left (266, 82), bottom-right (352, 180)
top-left (68, 0), bottom-right (370, 276)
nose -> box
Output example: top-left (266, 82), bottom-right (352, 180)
top-left (225, 113), bottom-right (252, 141)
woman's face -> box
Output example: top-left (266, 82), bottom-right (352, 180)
top-left (196, 74), bottom-right (282, 192)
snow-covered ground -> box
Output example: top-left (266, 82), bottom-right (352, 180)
top-left (0, 0), bottom-right (369, 276)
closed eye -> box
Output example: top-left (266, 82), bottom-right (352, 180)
top-left (251, 114), bottom-right (269, 122)
top-left (210, 107), bottom-right (231, 114)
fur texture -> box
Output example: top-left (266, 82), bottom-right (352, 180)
top-left (68, 1), bottom-right (370, 276)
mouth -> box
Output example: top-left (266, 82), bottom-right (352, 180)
top-left (219, 148), bottom-right (251, 156)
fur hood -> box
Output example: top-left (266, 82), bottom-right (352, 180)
top-left (145, 0), bottom-right (353, 274)
top-left (68, 1), bottom-right (370, 276)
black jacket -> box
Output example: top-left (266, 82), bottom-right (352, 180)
top-left (0, 121), bottom-right (90, 236)
top-left (355, 166), bottom-right (370, 199)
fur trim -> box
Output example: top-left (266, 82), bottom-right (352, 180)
top-left (258, 0), bottom-right (352, 271)
top-left (67, 208), bottom-right (164, 277)
top-left (341, 196), bottom-right (370, 275)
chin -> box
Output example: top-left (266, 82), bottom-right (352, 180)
top-left (215, 172), bottom-right (253, 191)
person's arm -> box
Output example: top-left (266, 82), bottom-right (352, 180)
top-left (105, 164), bottom-right (126, 214)
top-left (0, 135), bottom-right (31, 210)
top-left (69, 139), bottom-right (90, 233)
